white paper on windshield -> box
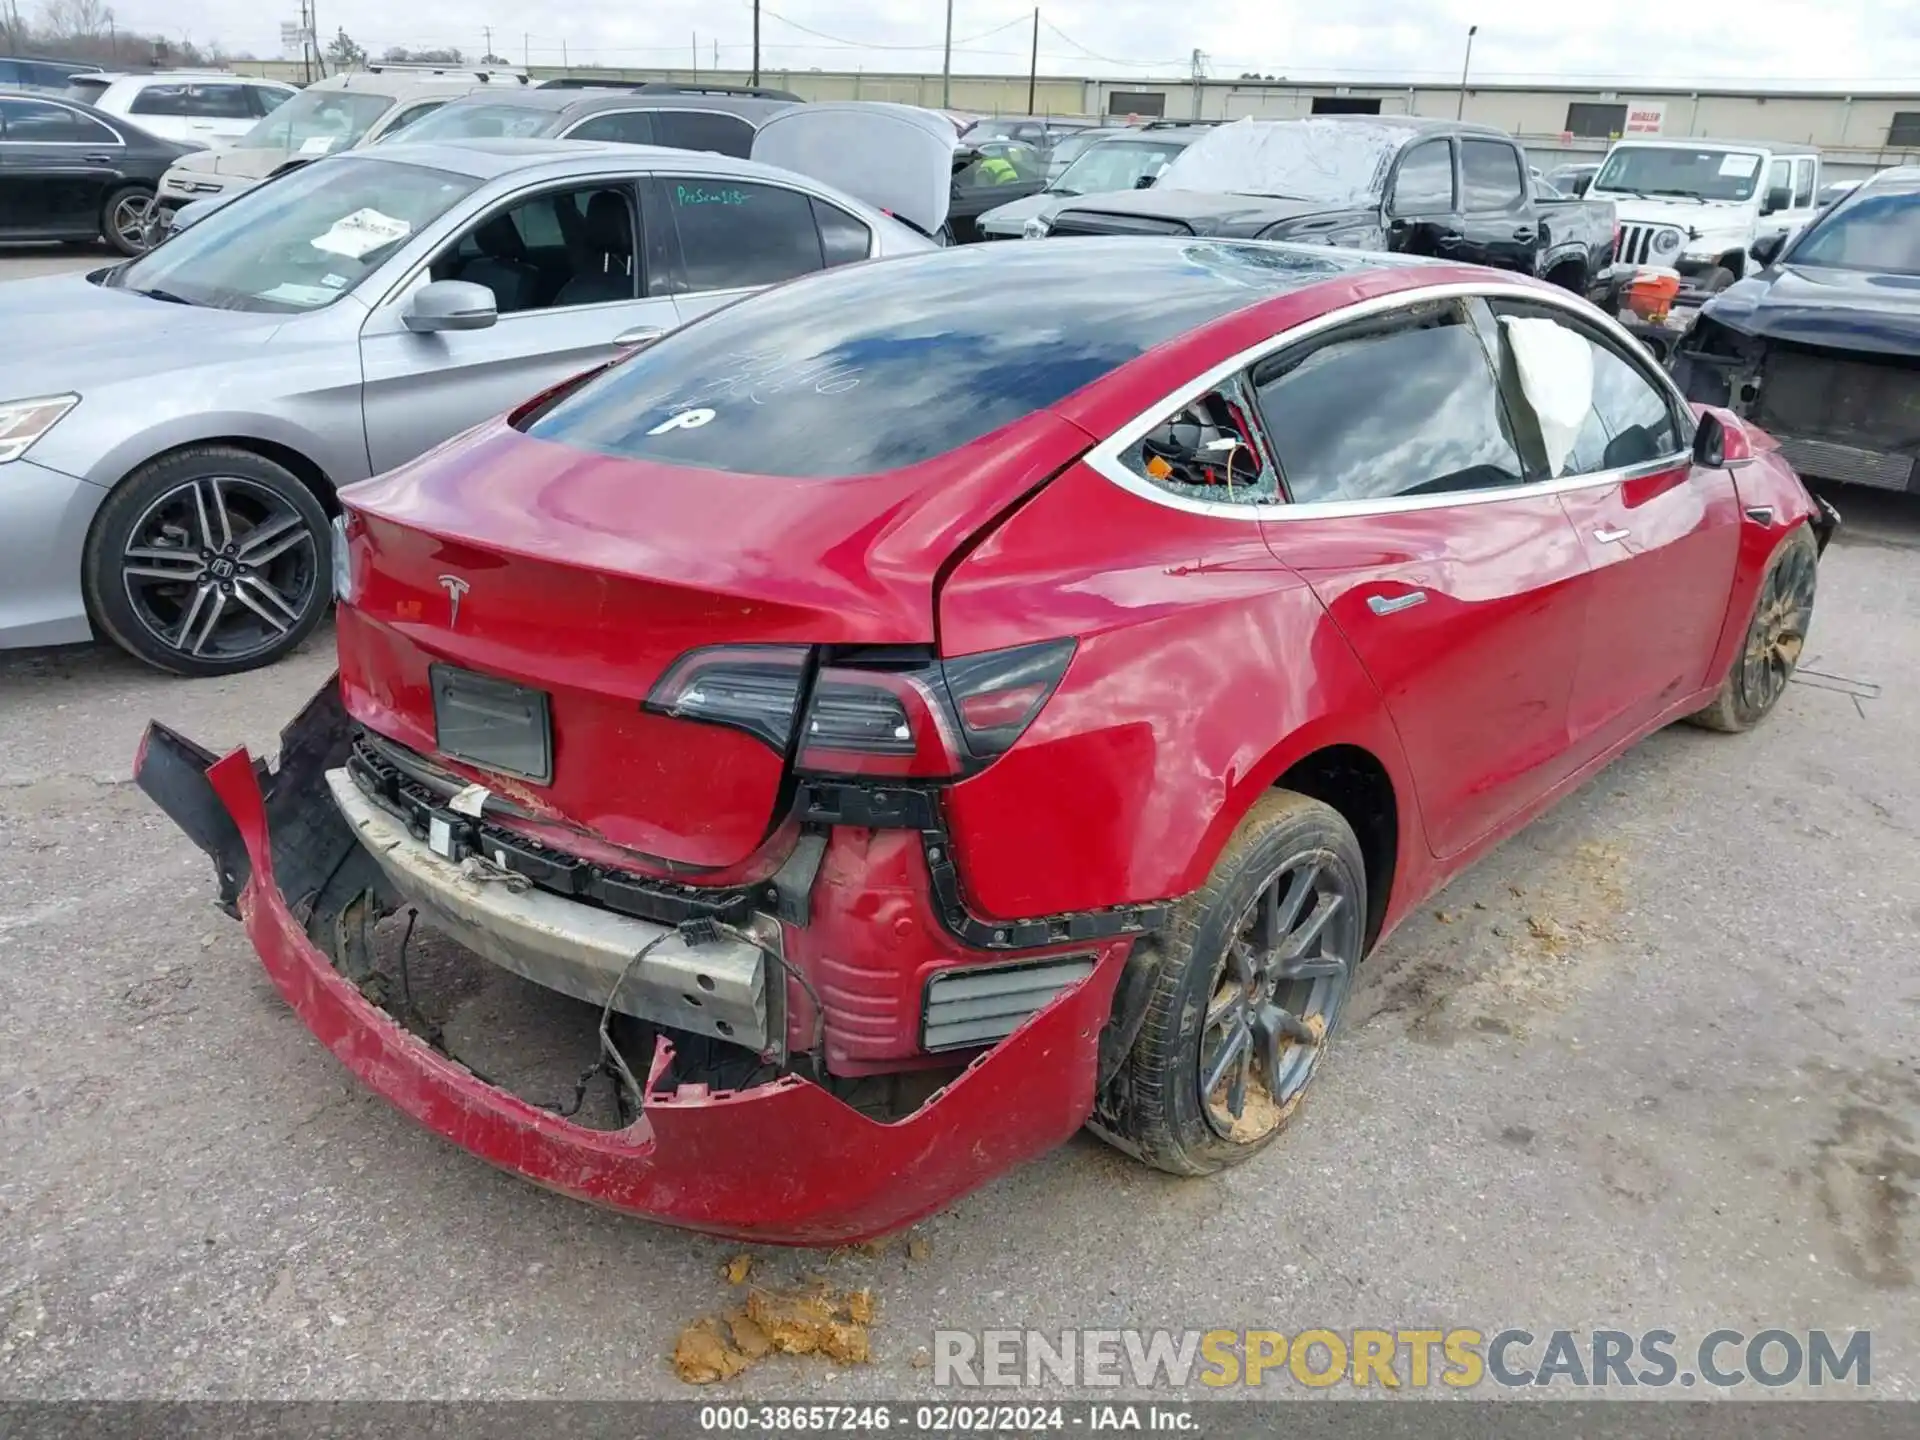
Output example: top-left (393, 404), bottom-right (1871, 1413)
top-left (1501, 317), bottom-right (1593, 478)
top-left (299, 136), bottom-right (338, 155)
top-left (1717, 153), bottom-right (1761, 178)
top-left (256, 282), bottom-right (341, 307)
top-left (310, 208), bottom-right (412, 259)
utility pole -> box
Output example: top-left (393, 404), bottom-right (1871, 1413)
top-left (524, 32), bottom-right (530, 67)
top-left (1456, 24), bottom-right (1478, 119)
top-left (1190, 47), bottom-right (1206, 120)
top-left (561, 38), bottom-right (568, 68)
top-left (691, 31), bottom-right (697, 75)
top-left (1026, 8), bottom-right (1038, 114)
top-left (482, 24), bottom-right (493, 63)
top-left (751, 0), bottom-right (760, 85)
top-left (941, 0), bottom-right (953, 109)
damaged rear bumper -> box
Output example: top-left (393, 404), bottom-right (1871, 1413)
top-left (135, 698), bottom-right (1124, 1245)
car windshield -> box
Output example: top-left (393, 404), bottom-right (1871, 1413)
top-left (236, 88), bottom-right (393, 155)
top-left (1593, 146), bottom-right (1765, 202)
top-left (1154, 119), bottom-right (1398, 204)
top-left (1790, 185), bottom-right (1920, 275)
top-left (1051, 139), bottom-right (1182, 195)
top-left (113, 157), bottom-right (478, 313)
top-left (399, 101), bottom-right (554, 142)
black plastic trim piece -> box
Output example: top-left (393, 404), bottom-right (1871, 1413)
top-left (764, 831), bottom-right (828, 926)
top-left (347, 740), bottom-right (756, 930)
top-left (796, 781), bottom-right (941, 831)
top-left (920, 826), bottom-right (1170, 950)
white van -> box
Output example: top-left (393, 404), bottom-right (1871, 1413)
top-left (1593, 137), bottom-right (1821, 292)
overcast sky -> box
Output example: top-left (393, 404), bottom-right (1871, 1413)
top-left (100, 0), bottom-right (1920, 87)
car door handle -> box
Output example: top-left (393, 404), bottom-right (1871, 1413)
top-left (613, 325), bottom-right (667, 346)
top-left (1367, 590), bottom-right (1428, 616)
top-left (83, 153), bottom-right (115, 163)
top-left (1594, 526), bottom-right (1631, 544)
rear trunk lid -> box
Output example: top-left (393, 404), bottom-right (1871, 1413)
top-left (750, 102), bottom-right (955, 237)
top-left (335, 414), bottom-right (1088, 872)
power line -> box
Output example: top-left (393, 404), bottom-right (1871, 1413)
top-left (753, 3), bottom-right (1032, 53)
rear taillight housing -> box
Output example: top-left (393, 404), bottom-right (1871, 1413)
top-left (644, 639), bottom-right (1075, 778)
top-left (643, 645), bottom-right (810, 750)
top-left (799, 639), bottom-right (1075, 778)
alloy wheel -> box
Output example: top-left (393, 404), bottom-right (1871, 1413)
top-left (1743, 537), bottom-right (1817, 711)
top-left (1199, 850), bottom-right (1360, 1143)
top-left (120, 476), bottom-right (319, 663)
top-left (110, 193), bottom-right (160, 252)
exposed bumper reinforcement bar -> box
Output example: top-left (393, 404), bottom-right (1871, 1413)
top-left (137, 710), bottom-right (1126, 1244)
top-left (328, 768), bottom-right (778, 1052)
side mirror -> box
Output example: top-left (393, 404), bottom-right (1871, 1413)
top-left (404, 279), bottom-right (498, 333)
top-left (1750, 232), bottom-right (1785, 268)
top-left (1133, 174), bottom-right (1155, 189)
top-left (1693, 410), bottom-right (1727, 468)
top-left (1761, 185), bottom-right (1791, 216)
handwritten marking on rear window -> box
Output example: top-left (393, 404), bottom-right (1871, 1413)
top-left (675, 184), bottom-right (749, 207)
top-left (646, 407), bottom-right (716, 434)
top-left (641, 347), bottom-right (865, 415)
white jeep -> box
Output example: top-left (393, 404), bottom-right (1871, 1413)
top-left (1592, 137), bottom-right (1822, 294)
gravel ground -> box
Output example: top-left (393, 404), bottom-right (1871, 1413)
top-left (1, 244), bottom-right (1917, 1401)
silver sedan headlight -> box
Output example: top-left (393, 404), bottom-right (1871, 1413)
top-left (0, 394), bottom-right (80, 465)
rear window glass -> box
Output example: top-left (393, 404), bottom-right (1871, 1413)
top-left (525, 242), bottom-right (1349, 478)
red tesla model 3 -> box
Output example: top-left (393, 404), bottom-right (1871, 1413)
top-left (139, 238), bottom-right (1835, 1242)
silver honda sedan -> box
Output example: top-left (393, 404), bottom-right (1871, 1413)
top-left (0, 115), bottom-right (949, 674)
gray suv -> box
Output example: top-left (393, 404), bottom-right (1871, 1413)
top-left (397, 88), bottom-right (794, 158)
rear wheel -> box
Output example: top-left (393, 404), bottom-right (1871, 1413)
top-left (1090, 791), bottom-right (1365, 1176)
top-left (83, 446), bottom-right (331, 677)
top-left (102, 185), bottom-right (161, 256)
top-left (1688, 525), bottom-right (1818, 733)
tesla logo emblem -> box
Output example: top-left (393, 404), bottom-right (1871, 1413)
top-left (437, 574), bottom-right (470, 628)
top-left (646, 407), bottom-right (716, 435)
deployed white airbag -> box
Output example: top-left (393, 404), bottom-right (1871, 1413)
top-left (1501, 317), bottom-right (1593, 477)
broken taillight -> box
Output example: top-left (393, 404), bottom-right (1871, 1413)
top-left (798, 639), bottom-right (1076, 778)
top-left (647, 639), bottom-right (1076, 776)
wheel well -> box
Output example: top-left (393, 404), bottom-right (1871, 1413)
top-left (1544, 258), bottom-right (1586, 292)
top-left (131, 437), bottom-right (338, 515)
top-left (1276, 745), bottom-right (1397, 952)
top-left (1717, 251), bottom-right (1746, 279)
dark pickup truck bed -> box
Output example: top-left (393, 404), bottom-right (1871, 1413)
top-left (1041, 116), bottom-right (1616, 296)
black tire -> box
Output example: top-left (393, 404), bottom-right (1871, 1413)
top-left (1089, 791), bottom-right (1366, 1176)
top-left (102, 184), bottom-right (161, 257)
top-left (83, 446), bottom-right (331, 677)
top-left (1687, 525), bottom-right (1818, 734)
top-left (1696, 265), bottom-right (1738, 294)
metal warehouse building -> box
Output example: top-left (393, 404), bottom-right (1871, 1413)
top-left (236, 60), bottom-right (1920, 179)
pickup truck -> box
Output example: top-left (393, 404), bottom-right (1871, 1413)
top-left (1034, 116), bottom-right (1617, 296)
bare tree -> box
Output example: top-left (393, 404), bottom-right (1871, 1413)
top-left (37, 0), bottom-right (114, 40)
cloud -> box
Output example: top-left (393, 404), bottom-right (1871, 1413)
top-left (105, 0), bottom-right (1920, 87)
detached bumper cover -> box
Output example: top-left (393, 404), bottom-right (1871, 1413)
top-left (137, 700), bottom-right (1123, 1244)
